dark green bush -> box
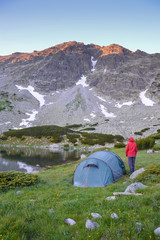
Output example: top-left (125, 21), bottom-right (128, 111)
top-left (3, 125), bottom-right (73, 139)
top-left (80, 132), bottom-right (115, 145)
top-left (80, 128), bottom-right (95, 131)
top-left (50, 135), bottom-right (63, 143)
top-left (135, 137), bottom-right (155, 150)
top-left (152, 133), bottom-right (160, 139)
top-left (134, 132), bottom-right (143, 136)
top-left (152, 147), bottom-right (160, 151)
top-left (0, 135), bottom-right (8, 140)
top-left (0, 171), bottom-right (40, 191)
top-left (65, 124), bottom-right (83, 129)
top-left (67, 134), bottom-right (80, 144)
top-left (115, 135), bottom-right (124, 142)
top-left (141, 128), bottom-right (150, 133)
top-left (114, 142), bottom-right (126, 148)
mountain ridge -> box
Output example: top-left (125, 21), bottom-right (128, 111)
top-left (0, 41), bottom-right (160, 137)
top-left (0, 41), bottom-right (146, 63)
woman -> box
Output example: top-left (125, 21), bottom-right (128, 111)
top-left (125, 137), bottom-right (138, 174)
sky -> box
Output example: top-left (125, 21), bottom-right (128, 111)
top-left (0, 0), bottom-right (160, 55)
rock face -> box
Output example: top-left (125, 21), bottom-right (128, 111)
top-left (0, 41), bottom-right (160, 137)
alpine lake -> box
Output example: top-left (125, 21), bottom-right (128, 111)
top-left (0, 145), bottom-right (90, 173)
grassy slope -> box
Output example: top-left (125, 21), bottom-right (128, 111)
top-left (0, 147), bottom-right (160, 240)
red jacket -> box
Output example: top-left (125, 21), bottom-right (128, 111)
top-left (126, 137), bottom-right (138, 157)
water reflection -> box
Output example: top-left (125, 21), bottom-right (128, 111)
top-left (0, 146), bottom-right (89, 173)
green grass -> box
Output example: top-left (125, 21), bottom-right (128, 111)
top-left (0, 147), bottom-right (160, 240)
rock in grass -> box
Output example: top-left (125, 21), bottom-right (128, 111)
top-left (130, 168), bottom-right (145, 179)
top-left (111, 213), bottom-right (119, 219)
top-left (106, 196), bottom-right (117, 200)
top-left (49, 209), bottom-right (55, 213)
top-left (154, 227), bottom-right (160, 236)
top-left (85, 219), bottom-right (99, 230)
top-left (125, 183), bottom-right (147, 193)
top-left (147, 149), bottom-right (153, 153)
top-left (91, 213), bottom-right (102, 218)
top-left (64, 218), bottom-right (76, 226)
top-left (16, 191), bottom-right (22, 195)
top-left (30, 199), bottom-right (37, 202)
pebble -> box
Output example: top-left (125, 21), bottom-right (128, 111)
top-left (106, 196), bottom-right (117, 200)
top-left (111, 213), bottom-right (119, 219)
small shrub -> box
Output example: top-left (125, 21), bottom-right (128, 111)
top-left (114, 142), bottom-right (126, 148)
top-left (152, 147), bottom-right (160, 152)
top-left (80, 128), bottom-right (95, 131)
top-left (0, 135), bottom-right (8, 140)
top-left (115, 135), bottom-right (124, 142)
top-left (0, 171), bottom-right (40, 191)
top-left (135, 137), bottom-right (155, 150)
top-left (134, 132), bottom-right (143, 135)
top-left (50, 136), bottom-right (63, 143)
top-left (80, 132), bottom-right (115, 145)
top-left (21, 135), bottom-right (26, 141)
top-left (65, 124), bottom-right (83, 129)
top-left (152, 133), bottom-right (160, 139)
top-left (141, 128), bottom-right (150, 133)
top-left (136, 164), bottom-right (160, 183)
top-left (67, 134), bottom-right (80, 144)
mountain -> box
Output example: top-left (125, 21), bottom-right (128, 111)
top-left (0, 41), bottom-right (160, 138)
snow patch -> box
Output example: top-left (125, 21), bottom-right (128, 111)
top-left (20, 110), bottom-right (38, 127)
top-left (76, 75), bottom-right (89, 87)
top-left (97, 96), bottom-right (106, 102)
top-left (84, 118), bottom-right (91, 122)
top-left (16, 85), bottom-right (45, 107)
top-left (91, 56), bottom-right (97, 72)
top-left (0, 121), bottom-right (11, 126)
top-left (139, 89), bottom-right (155, 106)
top-left (90, 112), bottom-right (96, 118)
top-left (100, 104), bottom-right (116, 118)
top-left (104, 69), bottom-right (107, 73)
top-left (89, 88), bottom-right (93, 91)
top-left (115, 101), bottom-right (134, 108)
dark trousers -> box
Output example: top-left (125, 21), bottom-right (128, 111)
top-left (128, 157), bottom-right (136, 174)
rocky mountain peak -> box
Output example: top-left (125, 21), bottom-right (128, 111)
top-left (100, 44), bottom-right (133, 57)
top-left (0, 42), bottom-right (134, 64)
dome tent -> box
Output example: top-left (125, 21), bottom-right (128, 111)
top-left (73, 150), bottom-right (126, 188)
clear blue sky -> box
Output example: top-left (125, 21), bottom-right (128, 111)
top-left (0, 0), bottom-right (160, 55)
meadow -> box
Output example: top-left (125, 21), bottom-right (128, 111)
top-left (0, 145), bottom-right (160, 240)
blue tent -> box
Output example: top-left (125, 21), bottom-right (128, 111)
top-left (73, 150), bottom-right (126, 187)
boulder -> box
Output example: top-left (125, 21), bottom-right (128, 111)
top-left (125, 182), bottom-right (148, 193)
top-left (130, 168), bottom-right (145, 179)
